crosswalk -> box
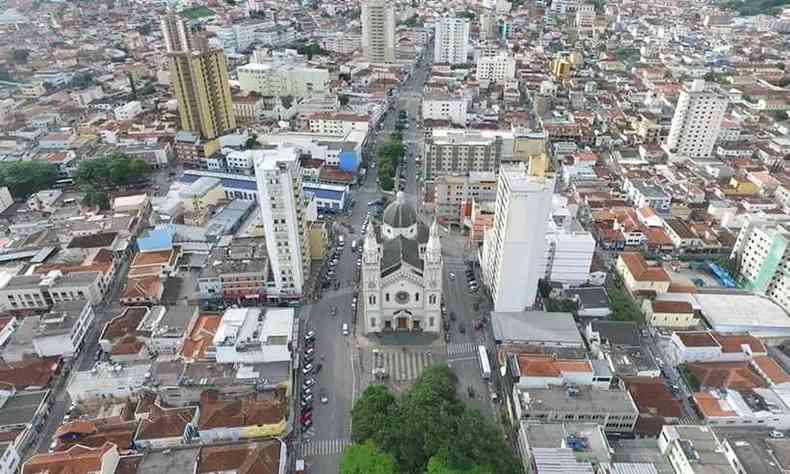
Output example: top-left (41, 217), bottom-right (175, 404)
top-left (447, 342), bottom-right (476, 356)
top-left (374, 349), bottom-right (436, 381)
top-left (300, 438), bottom-right (351, 457)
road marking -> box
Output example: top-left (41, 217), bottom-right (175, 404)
top-left (375, 350), bottom-right (436, 381)
top-left (300, 438), bottom-right (351, 457)
top-left (447, 342), bottom-right (475, 356)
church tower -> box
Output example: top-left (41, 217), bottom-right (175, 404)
top-left (361, 224), bottom-right (381, 333)
top-left (424, 219), bottom-right (443, 330)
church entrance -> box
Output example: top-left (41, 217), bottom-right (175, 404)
top-left (383, 320), bottom-right (392, 331)
top-left (397, 317), bottom-right (408, 330)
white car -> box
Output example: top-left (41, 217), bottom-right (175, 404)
top-left (342, 323), bottom-right (350, 336)
top-left (449, 272), bottom-right (455, 280)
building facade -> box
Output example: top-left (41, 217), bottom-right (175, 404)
top-left (237, 63), bottom-right (330, 98)
top-left (731, 220), bottom-right (790, 311)
top-left (254, 144), bottom-right (310, 299)
top-left (475, 53), bottom-right (516, 83)
top-left (361, 0), bottom-right (395, 63)
top-left (434, 16), bottom-right (470, 65)
top-left (481, 165), bottom-right (555, 312)
top-left (422, 96), bottom-right (468, 126)
top-left (666, 79), bottom-right (728, 160)
top-left (425, 129), bottom-right (514, 181)
top-left (361, 193), bottom-right (443, 334)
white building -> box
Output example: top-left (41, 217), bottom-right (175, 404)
top-left (2, 300), bottom-right (94, 361)
top-left (308, 113), bottom-right (370, 136)
top-left (361, 193), bottom-right (443, 334)
top-left (433, 16), bottom-right (470, 65)
top-left (212, 307), bottom-right (293, 364)
top-left (215, 20), bottom-right (273, 52)
top-left (361, 0), bottom-right (395, 63)
top-left (666, 79), bottom-right (729, 160)
top-left (544, 220), bottom-right (596, 286)
top-left (237, 62), bottom-right (330, 98)
top-left (113, 101), bottom-right (142, 121)
top-left (422, 96), bottom-right (468, 126)
top-left (576, 3), bottom-right (596, 34)
top-left (475, 53), bottom-right (516, 83)
top-left (731, 220), bottom-right (790, 311)
top-left (0, 187), bottom-right (13, 214)
top-left (254, 144), bottom-right (310, 298)
top-left (482, 165), bottom-right (555, 312)
top-left (321, 32), bottom-right (362, 55)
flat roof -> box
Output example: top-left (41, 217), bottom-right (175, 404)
top-left (518, 385), bottom-right (638, 415)
top-left (493, 311), bottom-right (583, 346)
top-left (693, 291), bottom-right (790, 336)
top-left (0, 390), bottom-right (48, 427)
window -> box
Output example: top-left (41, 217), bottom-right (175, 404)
top-left (369, 295), bottom-right (376, 305)
top-left (385, 293), bottom-right (390, 302)
top-left (415, 293), bottom-right (419, 302)
top-left (429, 294), bottom-right (437, 304)
top-left (370, 318), bottom-right (376, 327)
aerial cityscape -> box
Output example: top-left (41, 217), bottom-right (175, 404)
top-left (1, 0), bottom-right (790, 472)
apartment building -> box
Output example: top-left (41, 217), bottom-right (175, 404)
top-left (254, 144), bottom-right (310, 298)
top-left (481, 165), bottom-right (555, 312)
top-left (476, 53), bottom-right (516, 83)
top-left (321, 31), bottom-right (362, 55)
top-left (425, 129), bottom-right (514, 181)
top-left (361, 0), bottom-right (395, 63)
top-left (237, 62), bottom-right (330, 98)
top-left (576, 3), bottom-right (596, 34)
top-left (666, 79), bottom-right (729, 160)
top-left (169, 47), bottom-right (236, 140)
top-left (434, 16), bottom-right (470, 65)
top-left (212, 307), bottom-right (294, 365)
top-left (433, 173), bottom-right (497, 225)
top-left (308, 113), bottom-right (369, 136)
top-left (422, 95), bottom-right (468, 126)
top-left (544, 220), bottom-right (596, 285)
top-left (2, 300), bottom-right (94, 361)
top-left (197, 240), bottom-right (269, 301)
top-left (731, 220), bottom-right (790, 311)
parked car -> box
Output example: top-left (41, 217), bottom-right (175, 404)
top-left (342, 323), bottom-right (350, 335)
top-left (301, 418), bottom-right (313, 432)
top-left (320, 388), bottom-right (329, 404)
top-left (302, 363), bottom-right (314, 375)
top-left (314, 362), bottom-right (323, 374)
top-left (459, 324), bottom-right (466, 334)
top-left (302, 393), bottom-right (314, 404)
top-left (304, 330), bottom-right (316, 340)
top-left (449, 312), bottom-right (456, 321)
top-left (300, 412), bottom-right (313, 424)
top-left (304, 377), bottom-right (316, 388)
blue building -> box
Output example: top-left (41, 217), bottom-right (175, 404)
top-left (303, 183), bottom-right (348, 212)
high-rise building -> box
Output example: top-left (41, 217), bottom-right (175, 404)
top-left (666, 79), bottom-right (728, 160)
top-left (479, 12), bottom-right (497, 41)
top-left (160, 13), bottom-right (192, 53)
top-left (254, 144), bottom-right (310, 298)
top-left (481, 164), bottom-right (555, 312)
top-left (731, 216), bottom-right (790, 312)
top-left (425, 129), bottom-right (515, 181)
top-left (169, 48), bottom-right (237, 140)
top-left (475, 53), bottom-right (516, 83)
top-left (576, 3), bottom-right (596, 35)
top-left (237, 62), bottom-right (330, 98)
top-left (434, 16), bottom-right (470, 65)
top-left (361, 0), bottom-right (395, 63)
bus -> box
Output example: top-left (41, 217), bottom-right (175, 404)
top-left (478, 345), bottom-right (491, 380)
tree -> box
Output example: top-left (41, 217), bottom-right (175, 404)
top-left (10, 49), bottom-right (30, 64)
top-left (245, 134), bottom-right (259, 149)
top-left (74, 152), bottom-right (152, 190)
top-left (351, 385), bottom-right (397, 442)
top-left (0, 161), bottom-right (59, 198)
top-left (339, 95), bottom-right (350, 107)
top-left (340, 442), bottom-right (397, 474)
top-left (82, 186), bottom-right (110, 210)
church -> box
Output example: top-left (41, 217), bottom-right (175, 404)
top-left (361, 192), bottom-right (443, 334)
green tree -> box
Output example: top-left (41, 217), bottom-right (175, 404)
top-left (245, 134), bottom-right (259, 149)
top-left (74, 153), bottom-right (151, 190)
top-left (0, 161), bottom-right (59, 198)
top-left (82, 186), bottom-right (110, 210)
top-left (351, 385), bottom-right (397, 442)
top-left (340, 442), bottom-right (397, 474)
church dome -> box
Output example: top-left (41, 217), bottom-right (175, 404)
top-left (382, 192), bottom-right (417, 229)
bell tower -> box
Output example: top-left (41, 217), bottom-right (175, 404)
top-left (361, 225), bottom-right (381, 334)
top-left (424, 219), bottom-right (443, 333)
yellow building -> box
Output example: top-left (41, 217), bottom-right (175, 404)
top-left (309, 221), bottom-right (329, 260)
top-left (643, 299), bottom-right (699, 328)
top-left (170, 48), bottom-right (236, 140)
top-left (616, 252), bottom-right (671, 296)
top-left (551, 59), bottom-right (572, 81)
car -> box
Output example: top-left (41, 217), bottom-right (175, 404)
top-left (320, 388), bottom-right (329, 404)
top-left (771, 430), bottom-right (786, 438)
top-left (301, 404), bottom-right (313, 416)
top-left (305, 346), bottom-right (315, 356)
top-left (449, 312), bottom-right (456, 321)
top-left (314, 362), bottom-right (323, 374)
top-left (304, 330), bottom-right (316, 340)
top-left (300, 412), bottom-right (313, 424)
top-left (303, 353), bottom-right (314, 364)
top-left (467, 386), bottom-right (475, 398)
top-left (449, 272), bottom-right (455, 281)
top-left (459, 324), bottom-right (466, 334)
top-left (302, 387), bottom-right (313, 396)
top-left (302, 363), bottom-right (314, 375)
top-left (301, 418), bottom-right (313, 432)
top-left (304, 377), bottom-right (316, 388)
top-left (330, 306), bottom-right (337, 317)
top-left (300, 398), bottom-right (313, 408)
top-left (302, 393), bottom-right (314, 404)
top-left (342, 323), bottom-right (350, 335)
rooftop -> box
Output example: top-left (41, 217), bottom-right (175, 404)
top-left (517, 385), bottom-right (638, 416)
top-left (493, 311), bottom-right (583, 346)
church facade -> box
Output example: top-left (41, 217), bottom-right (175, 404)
top-left (361, 192), bottom-right (443, 335)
